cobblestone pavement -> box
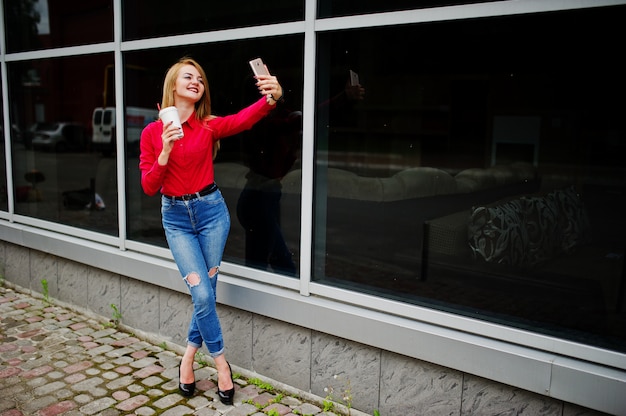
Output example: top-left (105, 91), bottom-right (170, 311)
top-left (0, 285), bottom-right (367, 416)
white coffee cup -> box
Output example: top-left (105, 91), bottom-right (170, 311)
top-left (159, 106), bottom-right (184, 138)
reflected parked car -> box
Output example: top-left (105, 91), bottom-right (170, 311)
top-left (31, 122), bottom-right (87, 152)
top-left (0, 123), bottom-right (22, 143)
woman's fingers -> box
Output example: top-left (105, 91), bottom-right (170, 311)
top-left (256, 75), bottom-right (281, 98)
top-left (161, 122), bottom-right (183, 152)
top-left (256, 75), bottom-right (278, 88)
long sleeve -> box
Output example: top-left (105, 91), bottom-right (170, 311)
top-left (139, 121), bottom-right (168, 196)
top-left (138, 97), bottom-right (274, 197)
top-left (208, 97), bottom-right (274, 139)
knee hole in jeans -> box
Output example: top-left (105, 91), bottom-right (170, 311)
top-left (209, 266), bottom-right (219, 279)
top-left (184, 272), bottom-right (201, 287)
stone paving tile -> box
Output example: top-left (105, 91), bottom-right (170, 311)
top-left (0, 286), bottom-right (370, 416)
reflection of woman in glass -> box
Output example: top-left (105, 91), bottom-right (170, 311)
top-left (236, 107), bottom-right (301, 276)
top-left (139, 57), bottom-right (282, 404)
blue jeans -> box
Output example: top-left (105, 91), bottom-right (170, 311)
top-left (161, 190), bottom-right (230, 357)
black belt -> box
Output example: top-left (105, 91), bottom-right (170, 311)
top-left (164, 183), bottom-right (218, 201)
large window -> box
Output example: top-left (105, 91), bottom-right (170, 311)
top-left (1, 84), bottom-right (8, 212)
top-left (3, 0), bottom-right (113, 53)
top-left (123, 1), bottom-right (304, 41)
top-left (314, 6), bottom-right (626, 351)
top-left (8, 54), bottom-right (118, 234)
top-left (125, 36), bottom-right (304, 277)
top-left (2, 0), bottom-right (624, 356)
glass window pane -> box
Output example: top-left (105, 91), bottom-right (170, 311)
top-left (314, 6), bottom-right (626, 351)
top-left (123, 1), bottom-right (303, 41)
top-left (3, 0), bottom-right (113, 53)
top-left (317, 0), bottom-right (499, 18)
top-left (9, 54), bottom-right (118, 235)
top-left (126, 36), bottom-right (304, 277)
top-left (1, 83), bottom-right (8, 212)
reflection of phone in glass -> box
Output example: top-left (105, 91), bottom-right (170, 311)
top-left (249, 58), bottom-right (269, 76)
top-left (349, 69), bottom-right (359, 86)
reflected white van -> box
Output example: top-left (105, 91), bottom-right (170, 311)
top-left (92, 106), bottom-right (158, 156)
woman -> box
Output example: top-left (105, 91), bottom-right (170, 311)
top-left (139, 57), bottom-right (283, 404)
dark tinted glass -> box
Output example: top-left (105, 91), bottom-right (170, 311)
top-left (314, 6), bottom-right (626, 351)
top-left (125, 35), bottom-right (304, 277)
top-left (3, 0), bottom-right (113, 53)
top-left (123, 1), bottom-right (303, 41)
top-left (0, 84), bottom-right (7, 212)
top-left (318, 0), bottom-right (499, 18)
top-left (9, 54), bottom-right (118, 234)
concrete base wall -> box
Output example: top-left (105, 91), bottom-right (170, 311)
top-left (0, 241), bottom-right (608, 416)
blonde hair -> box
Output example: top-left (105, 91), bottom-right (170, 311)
top-left (161, 57), bottom-right (220, 158)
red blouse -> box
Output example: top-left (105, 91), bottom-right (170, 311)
top-left (139, 97), bottom-right (274, 197)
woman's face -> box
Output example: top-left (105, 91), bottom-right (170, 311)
top-left (173, 64), bottom-right (205, 104)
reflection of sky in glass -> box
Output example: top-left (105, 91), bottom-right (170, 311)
top-left (34, 0), bottom-right (50, 35)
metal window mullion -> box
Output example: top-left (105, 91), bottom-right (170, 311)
top-left (297, 0), bottom-right (318, 296)
top-left (113, 0), bottom-right (127, 251)
top-left (0, 0), bottom-right (14, 221)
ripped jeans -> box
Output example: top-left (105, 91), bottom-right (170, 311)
top-left (161, 189), bottom-right (230, 357)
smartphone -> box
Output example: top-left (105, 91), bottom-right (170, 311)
top-left (249, 58), bottom-right (269, 76)
top-left (349, 69), bottom-right (359, 86)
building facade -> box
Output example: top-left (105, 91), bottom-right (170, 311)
top-left (1, 1), bottom-right (625, 414)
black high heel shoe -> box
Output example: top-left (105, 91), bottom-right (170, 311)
top-left (178, 363), bottom-right (196, 397)
top-left (217, 362), bottom-right (235, 405)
